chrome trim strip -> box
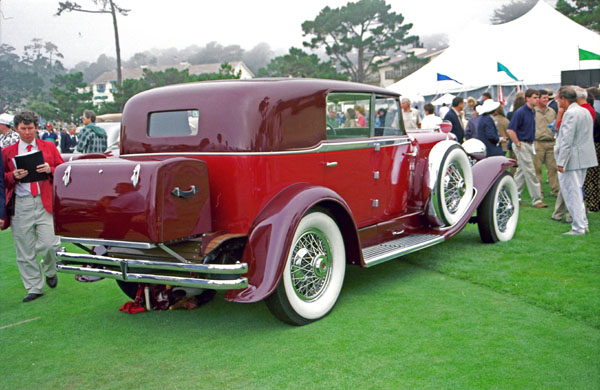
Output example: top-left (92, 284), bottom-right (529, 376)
top-left (121, 137), bottom-right (412, 158)
top-left (60, 237), bottom-right (156, 249)
top-left (57, 251), bottom-right (248, 274)
top-left (363, 235), bottom-right (444, 267)
top-left (57, 265), bottom-right (248, 289)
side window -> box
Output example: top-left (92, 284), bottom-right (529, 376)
top-left (374, 96), bottom-right (405, 136)
top-left (148, 110), bottom-right (199, 137)
top-left (325, 93), bottom-right (371, 140)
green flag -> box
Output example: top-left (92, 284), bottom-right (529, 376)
top-left (497, 62), bottom-right (518, 82)
top-left (579, 48), bottom-right (600, 61)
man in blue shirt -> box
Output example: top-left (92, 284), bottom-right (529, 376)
top-left (507, 89), bottom-right (548, 208)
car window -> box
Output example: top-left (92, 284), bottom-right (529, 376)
top-left (373, 96), bottom-right (404, 136)
top-left (325, 93), bottom-right (371, 140)
top-left (148, 110), bottom-right (199, 137)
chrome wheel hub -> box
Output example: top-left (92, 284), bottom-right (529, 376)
top-left (290, 229), bottom-right (332, 301)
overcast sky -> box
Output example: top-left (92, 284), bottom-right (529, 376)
top-left (1, 0), bottom-right (555, 67)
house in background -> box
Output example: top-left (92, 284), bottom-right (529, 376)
top-left (90, 61), bottom-right (255, 104)
top-left (376, 47), bottom-right (446, 88)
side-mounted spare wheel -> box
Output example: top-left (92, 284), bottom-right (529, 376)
top-left (477, 172), bottom-right (519, 243)
top-left (428, 142), bottom-right (474, 226)
top-left (266, 210), bottom-right (346, 326)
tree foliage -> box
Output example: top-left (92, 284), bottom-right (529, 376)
top-left (243, 42), bottom-right (274, 74)
top-left (0, 42), bottom-right (61, 112)
top-left (187, 41), bottom-right (244, 65)
top-left (49, 72), bottom-right (93, 122)
top-left (556, 0), bottom-right (600, 33)
top-left (56, 0), bottom-right (129, 84)
top-left (97, 64), bottom-right (240, 113)
top-left (302, 0), bottom-right (418, 83)
top-left (490, 0), bottom-right (537, 24)
top-left (257, 48), bottom-right (348, 80)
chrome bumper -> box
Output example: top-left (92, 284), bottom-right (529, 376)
top-left (57, 247), bottom-right (248, 290)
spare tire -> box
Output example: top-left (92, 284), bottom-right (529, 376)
top-left (429, 143), bottom-right (474, 226)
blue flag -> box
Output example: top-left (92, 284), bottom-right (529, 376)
top-left (437, 73), bottom-right (462, 84)
top-left (497, 62), bottom-right (519, 81)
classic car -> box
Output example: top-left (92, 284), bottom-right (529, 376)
top-left (53, 79), bottom-right (519, 325)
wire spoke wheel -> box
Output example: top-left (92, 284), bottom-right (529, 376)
top-left (496, 187), bottom-right (515, 233)
top-left (478, 172), bottom-right (519, 243)
top-left (266, 211), bottom-right (345, 325)
top-left (433, 145), bottom-right (473, 226)
top-left (290, 229), bottom-right (332, 301)
top-left (443, 162), bottom-right (467, 213)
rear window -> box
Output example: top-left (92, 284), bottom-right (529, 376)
top-left (148, 110), bottom-right (199, 137)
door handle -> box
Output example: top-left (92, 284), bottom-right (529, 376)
top-left (171, 185), bottom-right (198, 199)
top-left (326, 162), bottom-right (338, 167)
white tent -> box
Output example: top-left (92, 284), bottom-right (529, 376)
top-left (431, 93), bottom-right (455, 106)
top-left (388, 1), bottom-right (600, 97)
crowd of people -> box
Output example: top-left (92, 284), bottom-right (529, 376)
top-left (402, 86), bottom-right (600, 236)
top-left (0, 109), bottom-right (108, 302)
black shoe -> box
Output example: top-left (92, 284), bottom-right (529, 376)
top-left (23, 293), bottom-right (43, 302)
top-left (46, 275), bottom-right (58, 288)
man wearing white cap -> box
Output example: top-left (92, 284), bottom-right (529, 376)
top-left (0, 113), bottom-right (19, 148)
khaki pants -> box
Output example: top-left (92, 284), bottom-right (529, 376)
top-left (534, 140), bottom-right (559, 197)
top-left (11, 196), bottom-right (61, 294)
top-left (512, 142), bottom-right (543, 206)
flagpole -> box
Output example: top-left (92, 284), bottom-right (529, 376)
top-left (578, 45), bottom-right (580, 70)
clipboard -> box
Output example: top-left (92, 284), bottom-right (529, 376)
top-left (14, 150), bottom-right (49, 183)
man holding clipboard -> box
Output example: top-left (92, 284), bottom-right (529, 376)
top-left (2, 111), bottom-right (64, 302)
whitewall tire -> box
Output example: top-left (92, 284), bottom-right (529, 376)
top-left (478, 172), bottom-right (519, 243)
top-left (266, 210), bottom-right (346, 325)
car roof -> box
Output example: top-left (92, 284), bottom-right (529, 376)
top-left (121, 78), bottom-right (400, 155)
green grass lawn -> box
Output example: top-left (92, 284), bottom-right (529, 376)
top-left (1, 186), bottom-right (598, 389)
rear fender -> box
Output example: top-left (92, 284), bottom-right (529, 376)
top-left (225, 183), bottom-right (360, 303)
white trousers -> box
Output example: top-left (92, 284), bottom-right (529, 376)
top-left (512, 142), bottom-right (543, 205)
top-left (558, 169), bottom-right (588, 233)
top-left (11, 196), bottom-right (61, 294)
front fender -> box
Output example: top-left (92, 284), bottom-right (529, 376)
top-left (224, 183), bottom-right (358, 303)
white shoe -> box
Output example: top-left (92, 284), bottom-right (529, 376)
top-left (563, 230), bottom-right (585, 236)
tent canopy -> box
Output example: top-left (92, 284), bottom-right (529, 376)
top-left (431, 93), bottom-right (455, 106)
top-left (388, 1), bottom-right (600, 96)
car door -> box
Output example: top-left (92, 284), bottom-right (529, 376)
top-left (370, 95), bottom-right (412, 223)
top-left (322, 92), bottom-right (377, 228)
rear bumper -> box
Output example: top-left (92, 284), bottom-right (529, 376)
top-left (56, 239), bottom-right (248, 290)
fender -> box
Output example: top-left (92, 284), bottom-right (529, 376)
top-left (439, 155), bottom-right (516, 239)
top-left (225, 183), bottom-right (360, 303)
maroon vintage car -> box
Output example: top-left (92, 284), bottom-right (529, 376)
top-left (53, 79), bottom-right (519, 325)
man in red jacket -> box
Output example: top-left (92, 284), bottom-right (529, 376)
top-left (2, 111), bottom-right (64, 302)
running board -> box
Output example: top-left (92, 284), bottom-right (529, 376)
top-left (362, 234), bottom-right (445, 267)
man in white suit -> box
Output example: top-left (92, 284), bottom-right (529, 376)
top-left (554, 86), bottom-right (598, 235)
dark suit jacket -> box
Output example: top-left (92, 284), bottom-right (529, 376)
top-left (476, 114), bottom-right (504, 157)
top-left (444, 108), bottom-right (465, 143)
top-left (2, 138), bottom-right (64, 229)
